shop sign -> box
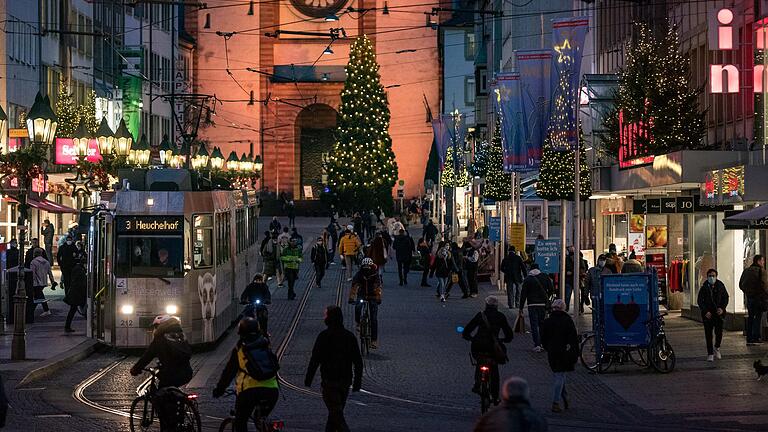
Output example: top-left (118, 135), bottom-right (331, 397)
top-left (54, 138), bottom-right (103, 164)
top-left (618, 102), bottom-right (655, 169)
top-left (632, 199), bottom-right (647, 214)
top-left (708, 8), bottom-right (768, 94)
top-left (633, 197), bottom-right (695, 214)
top-left (660, 198), bottom-right (677, 214)
top-left (693, 194), bottom-right (734, 212)
top-left (701, 166), bottom-right (744, 205)
top-left (676, 197), bottom-right (694, 213)
top-left (534, 238), bottom-right (561, 274)
top-left (509, 223), bottom-right (525, 252)
top-left (116, 216), bottom-right (184, 234)
top-left (3, 175), bottom-right (47, 193)
top-left (645, 199), bottom-right (661, 214)
top-left (488, 217), bottom-right (501, 242)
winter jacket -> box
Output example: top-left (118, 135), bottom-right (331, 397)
top-left (500, 252), bottom-right (526, 284)
top-left (280, 246), bottom-right (303, 270)
top-left (41, 225), bottom-right (54, 245)
top-left (739, 264), bottom-right (768, 300)
top-left (56, 242), bottom-right (78, 270)
top-left (65, 263), bottom-right (87, 307)
top-left (621, 259), bottom-right (644, 274)
top-left (462, 306), bottom-right (514, 356)
top-left (392, 234), bottom-right (415, 262)
top-left (305, 308), bottom-right (363, 388)
top-left (261, 239), bottom-right (279, 277)
top-left (132, 323), bottom-right (193, 388)
top-left (349, 267), bottom-right (382, 304)
top-left (269, 219), bottom-right (281, 233)
top-left (6, 246), bottom-right (19, 269)
top-left (30, 256), bottom-right (52, 287)
top-left (519, 270), bottom-right (552, 308)
top-left (473, 399), bottom-right (548, 432)
top-left (215, 335), bottom-right (278, 395)
top-left (311, 243), bottom-right (328, 268)
top-left (586, 266), bottom-right (603, 297)
top-left (697, 279), bottom-right (729, 320)
top-left (417, 242), bottom-right (431, 265)
top-left (422, 223), bottom-right (438, 242)
top-left (540, 311), bottom-right (579, 372)
top-left (367, 236), bottom-right (387, 266)
top-left (433, 248), bottom-right (455, 278)
top-left (338, 233), bottom-right (361, 256)
top-left (241, 282), bottom-right (271, 305)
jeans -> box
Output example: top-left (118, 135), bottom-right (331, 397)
top-left (506, 281), bottom-right (521, 308)
top-left (436, 277), bottom-right (449, 297)
top-left (29, 286), bottom-right (50, 318)
top-left (552, 372), bottom-right (567, 404)
top-left (528, 306), bottom-right (546, 347)
top-left (344, 255), bottom-right (354, 280)
top-left (565, 284), bottom-right (573, 311)
top-left (285, 268), bottom-right (298, 298)
top-left (465, 263), bottom-right (478, 295)
top-left (321, 381), bottom-right (351, 432)
top-left (703, 316), bottom-right (724, 355)
top-left (355, 301), bottom-right (379, 341)
top-left (746, 297), bottom-right (764, 343)
top-left (65, 304), bottom-right (79, 330)
top-left (234, 387), bottom-right (279, 432)
top-left (315, 264), bottom-right (326, 286)
top-left (397, 259), bottom-right (410, 283)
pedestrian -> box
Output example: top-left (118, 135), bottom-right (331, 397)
top-left (739, 254), bottom-right (768, 346)
top-left (422, 220), bottom-right (438, 246)
top-left (280, 238), bottom-right (302, 300)
top-left (41, 219), bottom-right (54, 263)
top-left (327, 218), bottom-right (340, 263)
top-left (287, 200), bottom-right (296, 228)
top-left (564, 247), bottom-right (575, 311)
top-left (339, 226), bottom-right (361, 282)
top-left (697, 268), bottom-right (729, 362)
top-left (261, 232), bottom-right (279, 282)
top-left (350, 258), bottom-right (383, 349)
top-left (519, 263), bottom-right (552, 352)
top-left (260, 230), bottom-right (271, 257)
top-left (367, 232), bottom-right (388, 276)
top-left (472, 376), bottom-right (548, 432)
top-left (269, 216), bottom-right (282, 234)
top-left (277, 227), bottom-right (292, 287)
top-left (352, 212), bottom-right (365, 244)
top-left (417, 237), bottom-right (432, 287)
top-left (305, 305), bottom-right (363, 432)
top-left (585, 255), bottom-right (606, 314)
top-left (25, 238), bottom-right (42, 267)
top-left (500, 246), bottom-right (526, 309)
top-left (433, 241), bottom-right (454, 302)
top-left (64, 258), bottom-right (87, 332)
top-left (463, 240), bottom-right (480, 297)
top-left (290, 227), bottom-right (304, 249)
top-left (30, 248), bottom-right (56, 318)
top-left (448, 242), bottom-right (469, 299)
top-left (621, 258), bottom-right (644, 273)
top-left (392, 229), bottom-right (415, 285)
top-left (312, 236), bottom-right (329, 288)
top-left (5, 239), bottom-right (20, 324)
top-left (368, 210), bottom-right (378, 240)
top-left (602, 254), bottom-right (620, 275)
top-left (540, 299), bottom-right (579, 413)
top-left (57, 235), bottom-right (77, 291)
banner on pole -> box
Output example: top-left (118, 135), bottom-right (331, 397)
top-left (495, 73), bottom-right (533, 172)
top-left (515, 50), bottom-right (553, 168)
top-left (534, 238), bottom-right (560, 274)
top-left (548, 17), bottom-right (589, 151)
top-left (488, 216), bottom-right (501, 242)
top-left (431, 115), bottom-right (451, 170)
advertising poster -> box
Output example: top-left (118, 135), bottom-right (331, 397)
top-left (630, 214), bottom-right (645, 233)
top-left (535, 239), bottom-right (561, 274)
top-left (628, 232), bottom-right (645, 259)
top-left (508, 223), bottom-right (525, 252)
top-left (646, 225), bottom-right (668, 248)
top-left (488, 217), bottom-right (501, 242)
top-left (603, 275), bottom-right (649, 346)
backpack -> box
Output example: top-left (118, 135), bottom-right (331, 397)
top-left (241, 340), bottom-right (280, 380)
top-left (465, 248), bottom-right (479, 263)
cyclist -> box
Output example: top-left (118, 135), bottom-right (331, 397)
top-left (240, 274), bottom-right (272, 334)
top-left (349, 257), bottom-right (382, 349)
top-left (462, 296), bottom-right (513, 405)
top-left (213, 318), bottom-right (279, 432)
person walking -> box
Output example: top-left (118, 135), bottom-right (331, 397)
top-left (739, 255), bottom-right (768, 345)
top-left (30, 248), bottom-right (56, 318)
top-left (64, 257), bottom-right (87, 332)
top-left (276, 227), bottom-right (292, 287)
top-left (5, 239), bottom-right (20, 324)
top-left (433, 241), bottom-right (454, 302)
top-left (56, 235), bottom-right (77, 291)
top-left (540, 299), bottom-right (579, 413)
top-left (448, 242), bottom-right (469, 299)
top-left (367, 232), bottom-right (388, 276)
top-left (697, 268), bottom-right (729, 361)
top-left (417, 237), bottom-right (432, 287)
top-left (422, 220), bottom-right (438, 246)
top-left (327, 218), bottom-right (340, 264)
top-left (500, 246), bottom-right (526, 309)
top-left (261, 232), bottom-right (280, 282)
top-left (287, 200), bottom-right (296, 228)
top-left (269, 216), bottom-right (282, 234)
top-left (339, 227), bottom-right (361, 282)
top-left (41, 219), bottom-right (54, 263)
top-left (392, 229), bottom-right (415, 285)
top-left (312, 236), bottom-right (329, 288)
top-left (305, 306), bottom-right (363, 432)
top-left (290, 227), bottom-right (304, 249)
top-left (519, 263), bottom-right (552, 352)
top-left (472, 376), bottom-right (548, 432)
top-left (280, 238), bottom-right (302, 300)
top-left (463, 240), bottom-right (480, 298)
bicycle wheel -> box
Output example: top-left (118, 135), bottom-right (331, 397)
top-left (180, 399), bottom-right (202, 432)
top-left (648, 336), bottom-right (676, 373)
top-left (360, 318), bottom-right (370, 357)
top-left (130, 396), bottom-right (158, 431)
top-left (479, 382), bottom-right (491, 414)
top-left (218, 417), bottom-right (234, 432)
top-left (579, 334), bottom-right (599, 371)
top-left (596, 351), bottom-right (614, 374)
top-left (629, 348), bottom-right (648, 367)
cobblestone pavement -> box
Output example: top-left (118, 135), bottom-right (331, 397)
top-left (5, 218), bottom-right (768, 431)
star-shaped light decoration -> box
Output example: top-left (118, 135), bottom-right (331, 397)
top-left (554, 39), bottom-right (572, 63)
top-left (66, 171), bottom-right (94, 197)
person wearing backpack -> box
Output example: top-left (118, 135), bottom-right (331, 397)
top-left (462, 239), bottom-right (481, 298)
top-left (519, 263), bottom-right (553, 353)
top-left (214, 318), bottom-right (280, 432)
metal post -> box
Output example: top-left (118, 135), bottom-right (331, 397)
top-left (574, 142), bottom-right (581, 316)
top-left (542, 200), bottom-right (549, 239)
top-left (11, 184), bottom-right (28, 360)
top-left (559, 200), bottom-right (566, 301)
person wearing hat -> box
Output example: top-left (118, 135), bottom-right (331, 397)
top-left (473, 376), bottom-right (548, 431)
top-left (540, 299), bottom-right (579, 413)
top-left (339, 226), bottom-right (362, 282)
top-left (462, 296), bottom-right (514, 404)
top-left (349, 257), bottom-right (383, 349)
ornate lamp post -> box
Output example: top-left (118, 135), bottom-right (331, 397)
top-left (131, 134), bottom-right (151, 167)
top-left (210, 147), bottom-right (225, 172)
top-left (226, 151), bottom-right (240, 172)
top-left (159, 135), bottom-right (174, 166)
top-left (113, 119), bottom-right (133, 158)
top-left (12, 92), bottom-right (57, 360)
top-left (73, 118), bottom-right (92, 160)
top-left (95, 117), bottom-right (114, 157)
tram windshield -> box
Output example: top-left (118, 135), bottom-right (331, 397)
top-left (115, 236), bottom-right (184, 278)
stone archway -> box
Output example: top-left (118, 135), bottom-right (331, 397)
top-left (295, 104), bottom-right (338, 199)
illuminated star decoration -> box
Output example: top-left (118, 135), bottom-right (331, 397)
top-left (554, 39), bottom-right (572, 63)
top-left (66, 171), bottom-right (94, 197)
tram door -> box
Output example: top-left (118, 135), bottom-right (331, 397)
top-left (88, 213), bottom-right (113, 344)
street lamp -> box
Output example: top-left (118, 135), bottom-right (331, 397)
top-left (72, 118), bottom-right (92, 159)
top-left (113, 119), bottom-right (133, 157)
top-left (95, 117), bottom-right (115, 156)
top-left (0, 104), bottom-right (7, 152)
top-left (226, 151), bottom-right (240, 172)
top-left (210, 146), bottom-right (225, 171)
top-left (26, 92), bottom-right (58, 146)
top-left (131, 134), bottom-right (151, 167)
top-left (240, 153), bottom-right (252, 173)
top-left (253, 154), bottom-right (263, 172)
top-left (159, 135), bottom-right (174, 166)
top-left (192, 143), bottom-right (209, 170)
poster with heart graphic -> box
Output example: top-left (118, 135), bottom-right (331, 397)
top-left (603, 275), bottom-right (651, 346)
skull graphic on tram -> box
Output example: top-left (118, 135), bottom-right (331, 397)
top-left (198, 272), bottom-right (217, 342)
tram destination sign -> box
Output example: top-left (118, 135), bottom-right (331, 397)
top-left (117, 216), bottom-right (184, 234)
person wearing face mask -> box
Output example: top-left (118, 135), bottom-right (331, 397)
top-left (585, 254), bottom-right (606, 314)
top-left (697, 269), bottom-right (729, 362)
top-left (56, 235), bottom-right (77, 292)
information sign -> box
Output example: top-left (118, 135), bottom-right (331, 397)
top-left (534, 239), bottom-right (560, 274)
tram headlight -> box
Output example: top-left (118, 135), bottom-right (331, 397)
top-left (120, 304), bottom-right (134, 315)
top-left (166, 304), bottom-right (178, 315)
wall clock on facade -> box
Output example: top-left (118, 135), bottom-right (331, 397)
top-left (290, 0), bottom-right (349, 19)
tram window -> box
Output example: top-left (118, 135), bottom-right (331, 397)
top-left (115, 236), bottom-right (184, 278)
top-left (193, 214), bottom-right (213, 268)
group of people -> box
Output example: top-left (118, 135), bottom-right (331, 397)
top-left (261, 219), bottom-right (305, 300)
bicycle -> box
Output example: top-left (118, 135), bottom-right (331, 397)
top-left (357, 299), bottom-right (372, 357)
top-left (242, 299), bottom-right (270, 335)
top-left (646, 312), bottom-right (675, 373)
top-left (218, 389), bottom-right (284, 432)
top-left (470, 354), bottom-right (494, 414)
top-left (129, 366), bottom-right (201, 432)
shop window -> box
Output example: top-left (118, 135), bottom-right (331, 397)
top-left (192, 214), bottom-right (213, 268)
top-left (464, 30), bottom-right (475, 60)
top-left (115, 235), bottom-right (184, 278)
top-left (692, 214), bottom-right (717, 302)
top-left (465, 76), bottom-right (476, 106)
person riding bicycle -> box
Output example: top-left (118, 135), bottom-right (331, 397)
top-left (214, 317), bottom-right (280, 432)
top-left (241, 274), bottom-right (272, 334)
top-left (349, 257), bottom-right (383, 349)
top-left (462, 296), bottom-right (514, 405)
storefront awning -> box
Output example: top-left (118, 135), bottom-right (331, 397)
top-left (3, 197), bottom-right (78, 214)
top-left (723, 205), bottom-right (768, 230)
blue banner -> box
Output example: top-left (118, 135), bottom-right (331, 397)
top-left (602, 274), bottom-right (650, 346)
top-left (495, 73), bottom-right (532, 173)
top-left (515, 50), bottom-right (553, 169)
top-left (431, 115), bottom-right (452, 170)
top-left (488, 216), bottom-right (501, 242)
top-left (534, 238), bottom-right (560, 274)
top-left (549, 17), bottom-right (589, 151)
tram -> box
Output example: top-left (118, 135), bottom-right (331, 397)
top-left (87, 179), bottom-right (260, 348)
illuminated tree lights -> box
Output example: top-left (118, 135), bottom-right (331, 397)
top-left (475, 119), bottom-right (511, 201)
top-left (55, 81), bottom-right (78, 138)
top-left (603, 23), bottom-right (705, 157)
top-left (537, 126), bottom-right (591, 201)
top-left (441, 146), bottom-right (470, 188)
top-left (78, 90), bottom-right (99, 135)
top-left (326, 35), bottom-right (398, 210)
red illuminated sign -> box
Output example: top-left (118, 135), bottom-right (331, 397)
top-left (618, 101), bottom-right (655, 169)
top-left (54, 138), bottom-right (103, 165)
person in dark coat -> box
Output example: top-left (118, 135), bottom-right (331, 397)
top-left (327, 219), bottom-right (340, 263)
top-left (422, 220), bottom-right (438, 245)
top-left (64, 258), bottom-right (87, 332)
top-left (462, 240), bottom-right (480, 297)
top-left (697, 268), bottom-right (729, 361)
top-left (462, 296), bottom-right (514, 403)
top-left (311, 236), bottom-right (329, 288)
top-left (473, 376), bottom-right (548, 432)
top-left (269, 216), bottom-right (282, 234)
top-left (519, 264), bottom-right (553, 352)
top-left (447, 242), bottom-right (469, 298)
top-left (41, 219), bottom-right (54, 263)
top-left (5, 239), bottom-right (19, 324)
top-left (260, 230), bottom-right (271, 255)
top-left (392, 229), bottom-right (415, 285)
top-left (739, 255), bottom-right (768, 345)
top-left (367, 233), bottom-right (388, 274)
top-left (24, 238), bottom-right (42, 267)
top-left (305, 306), bottom-right (363, 432)
top-left (540, 299), bottom-right (579, 413)
top-left (57, 235), bottom-right (77, 291)
top-left (417, 237), bottom-right (432, 287)
top-left (500, 246), bottom-right (527, 309)
top-left (130, 316), bottom-right (193, 388)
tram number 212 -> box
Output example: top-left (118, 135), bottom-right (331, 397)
top-left (120, 319), bottom-right (134, 327)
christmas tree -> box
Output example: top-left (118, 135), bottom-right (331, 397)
top-left (476, 119), bottom-right (511, 201)
top-left (326, 36), bottom-right (398, 210)
top-left (78, 90), bottom-right (98, 135)
top-left (603, 23), bottom-right (705, 156)
top-left (55, 81), bottom-right (78, 138)
top-left (441, 146), bottom-right (470, 188)
top-left (537, 126), bottom-right (591, 201)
